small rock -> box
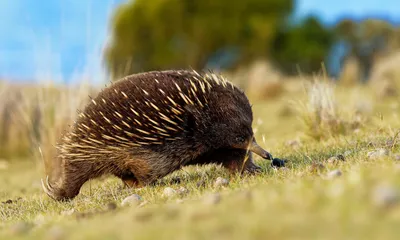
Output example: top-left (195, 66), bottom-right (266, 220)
top-left (394, 155), bottom-right (400, 161)
top-left (327, 169), bottom-right (342, 179)
top-left (214, 177), bottom-right (229, 188)
top-left (372, 184), bottom-right (399, 209)
top-left (162, 187), bottom-right (177, 198)
top-left (177, 186), bottom-right (189, 196)
top-left (121, 194), bottom-right (142, 206)
top-left (0, 160), bottom-right (9, 170)
top-left (61, 209), bottom-right (75, 216)
top-left (367, 148), bottom-right (390, 159)
top-left (204, 193), bottom-right (221, 205)
top-left (106, 202), bottom-right (117, 211)
top-left (46, 226), bottom-right (65, 240)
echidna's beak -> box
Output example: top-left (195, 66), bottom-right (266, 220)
top-left (249, 139), bottom-right (273, 160)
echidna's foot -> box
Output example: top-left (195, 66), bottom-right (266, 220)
top-left (243, 162), bottom-right (263, 175)
top-left (118, 171), bottom-right (141, 189)
top-left (240, 151), bottom-right (263, 175)
top-left (41, 176), bottom-right (79, 202)
top-left (121, 178), bottom-right (143, 189)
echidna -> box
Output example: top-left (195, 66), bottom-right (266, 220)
top-left (42, 69), bottom-right (274, 201)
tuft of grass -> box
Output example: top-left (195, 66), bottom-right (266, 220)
top-left (0, 80), bottom-right (99, 178)
top-left (369, 50), bottom-right (400, 99)
top-left (293, 78), bottom-right (368, 141)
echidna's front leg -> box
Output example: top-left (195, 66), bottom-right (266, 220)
top-left (221, 150), bottom-right (262, 175)
top-left (123, 157), bottom-right (160, 188)
top-left (242, 152), bottom-right (263, 175)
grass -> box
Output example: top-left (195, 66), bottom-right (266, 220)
top-left (1, 74), bottom-right (400, 240)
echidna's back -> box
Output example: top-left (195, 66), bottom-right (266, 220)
top-left (59, 70), bottom-right (248, 156)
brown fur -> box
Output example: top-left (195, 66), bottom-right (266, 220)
top-left (42, 69), bottom-right (273, 201)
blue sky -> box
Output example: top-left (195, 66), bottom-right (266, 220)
top-left (1, 0), bottom-right (400, 84)
top-left (295, 0), bottom-right (400, 24)
top-left (0, 0), bottom-right (123, 84)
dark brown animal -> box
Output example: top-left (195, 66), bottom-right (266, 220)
top-left (42, 69), bottom-right (273, 201)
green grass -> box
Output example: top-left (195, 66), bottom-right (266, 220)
top-left (1, 79), bottom-right (400, 240)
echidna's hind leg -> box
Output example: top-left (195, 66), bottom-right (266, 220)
top-left (122, 157), bottom-right (156, 188)
top-left (117, 171), bottom-right (142, 188)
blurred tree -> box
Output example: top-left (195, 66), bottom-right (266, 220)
top-left (334, 18), bottom-right (395, 82)
top-left (103, 0), bottom-right (293, 80)
top-left (269, 16), bottom-right (335, 75)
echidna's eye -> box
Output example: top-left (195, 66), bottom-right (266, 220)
top-left (235, 136), bottom-right (245, 143)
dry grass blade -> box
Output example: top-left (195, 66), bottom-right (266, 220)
top-left (291, 77), bottom-right (367, 140)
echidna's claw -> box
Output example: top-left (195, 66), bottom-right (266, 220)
top-left (46, 176), bottom-right (52, 191)
top-left (41, 175), bottom-right (57, 200)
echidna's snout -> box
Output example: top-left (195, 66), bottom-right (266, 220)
top-left (41, 176), bottom-right (75, 202)
top-left (248, 138), bottom-right (273, 160)
top-left (41, 176), bottom-right (60, 200)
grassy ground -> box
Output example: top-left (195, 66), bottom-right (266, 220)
top-left (1, 78), bottom-right (400, 240)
